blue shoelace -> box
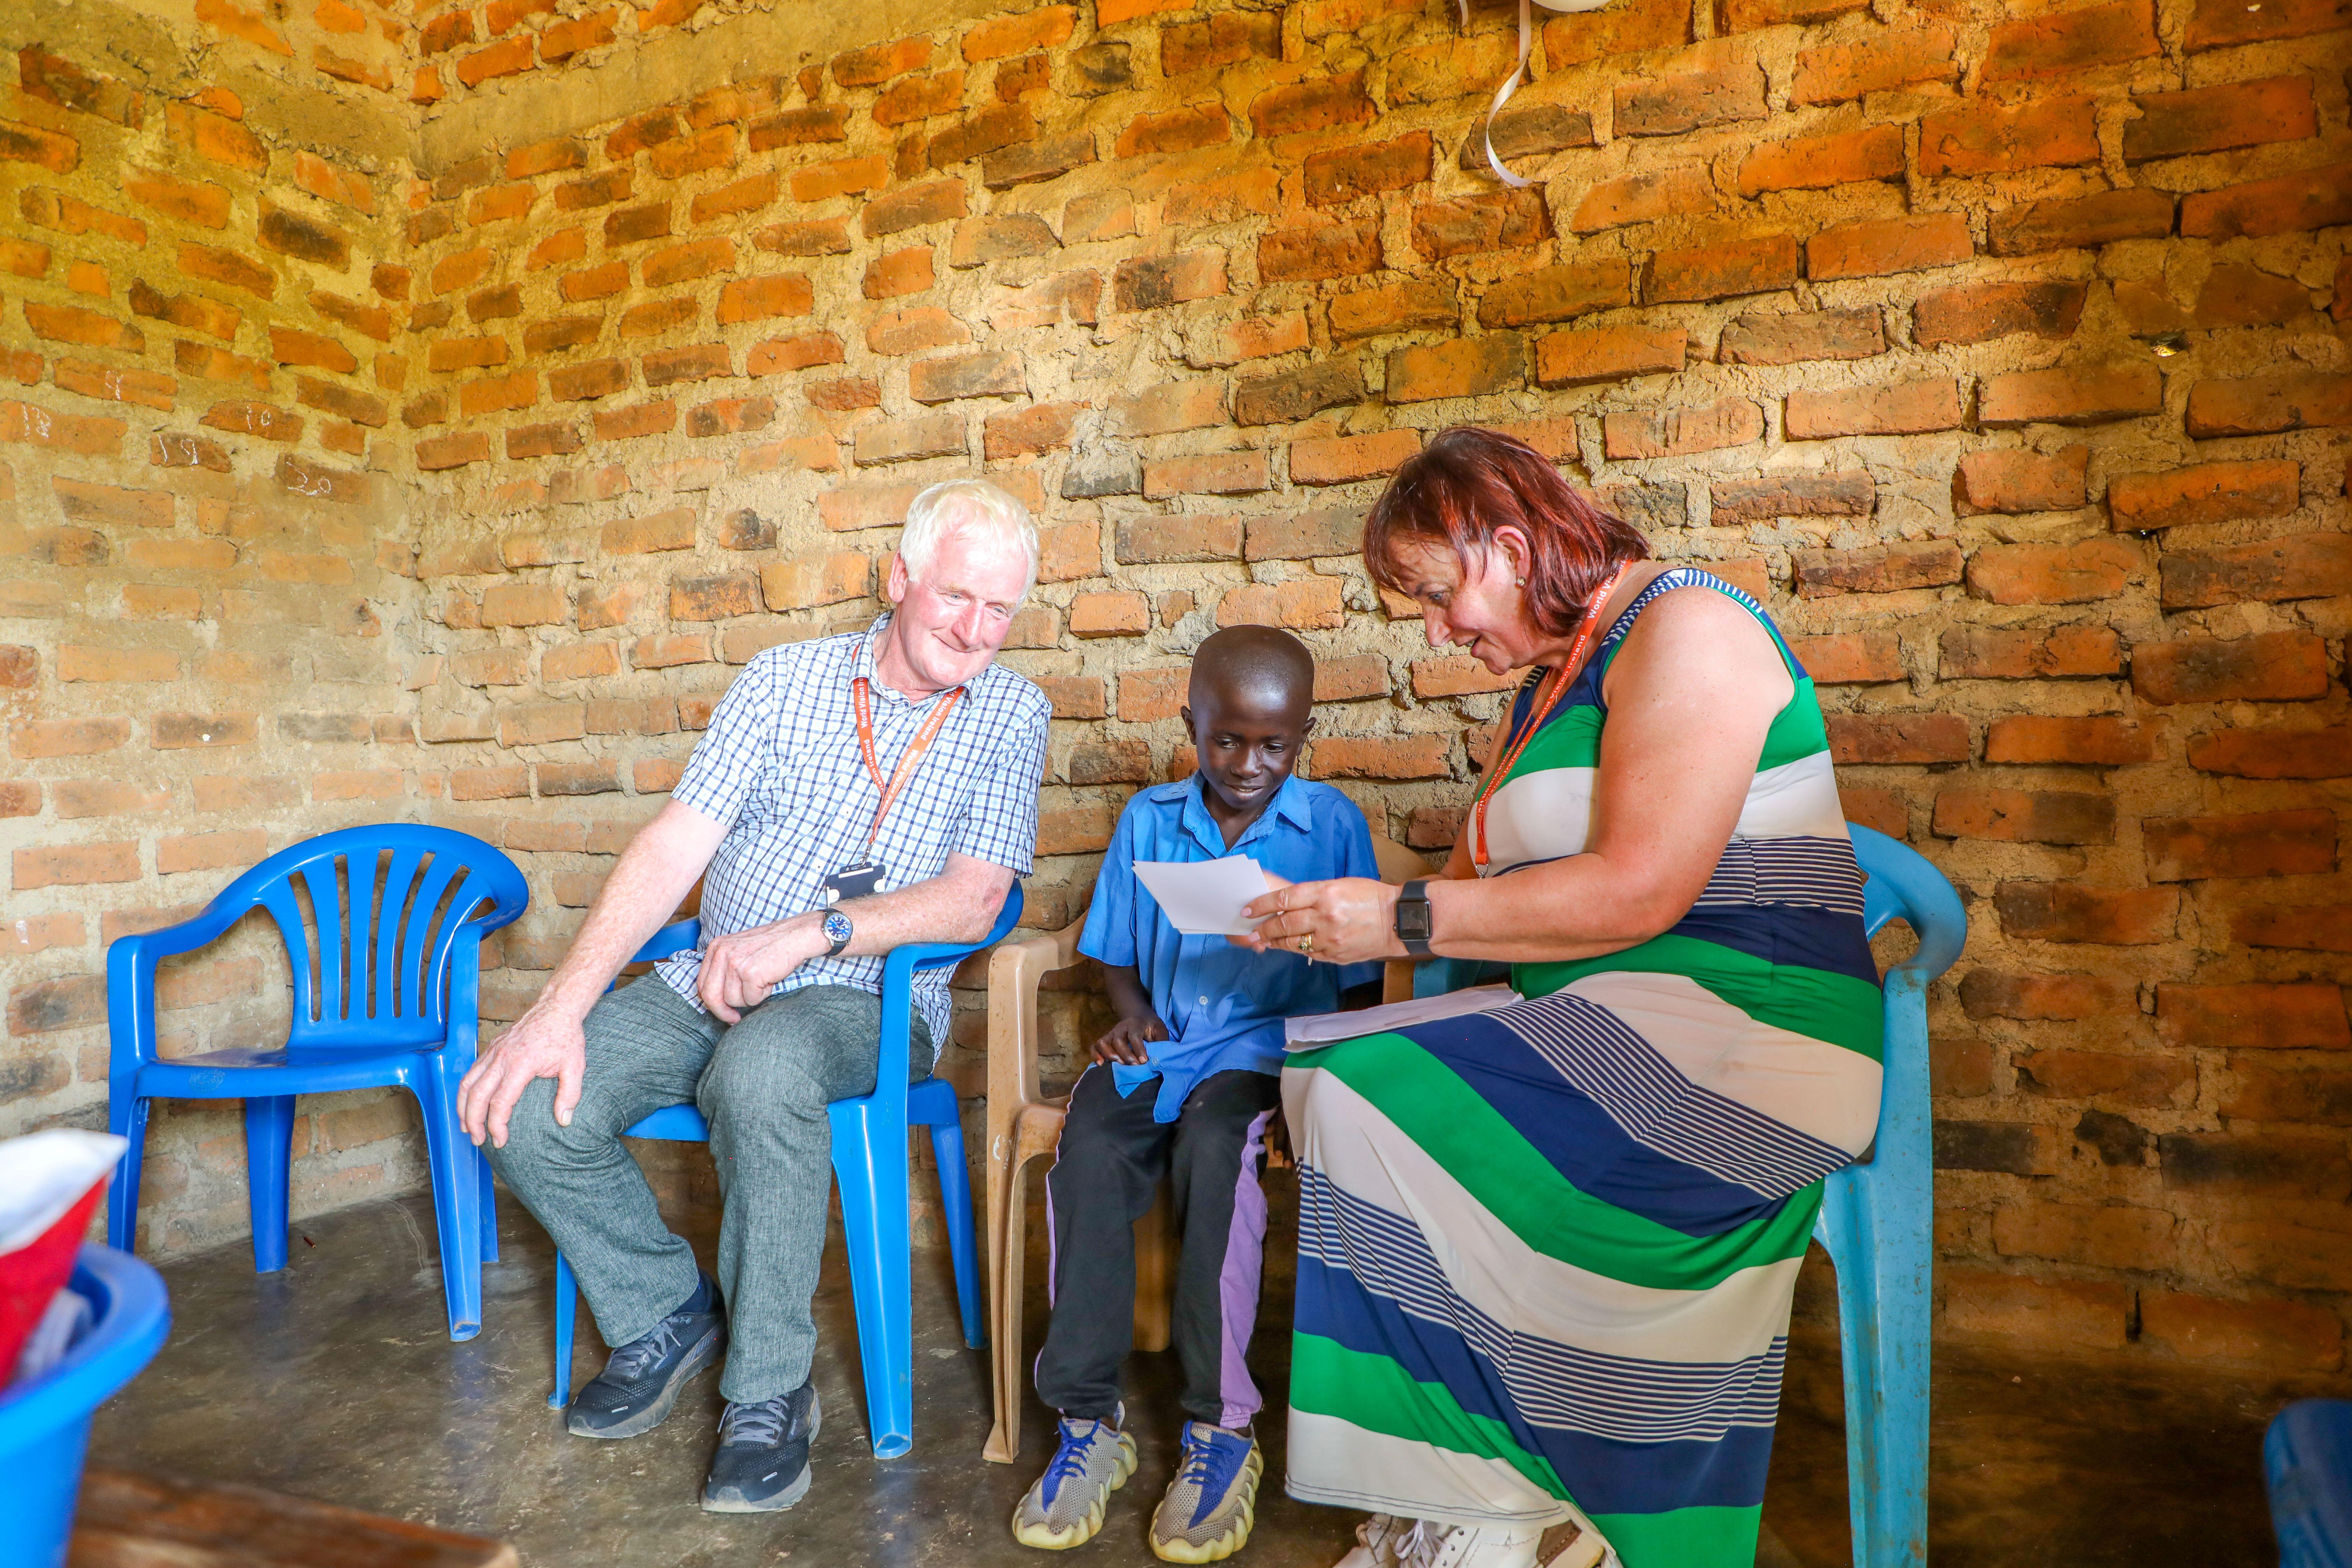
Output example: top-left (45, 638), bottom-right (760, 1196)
top-left (1176, 1426), bottom-right (1247, 1527)
top-left (1041, 1420), bottom-right (1110, 1504)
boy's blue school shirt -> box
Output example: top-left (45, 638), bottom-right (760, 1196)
top-left (1078, 773), bottom-right (1382, 1123)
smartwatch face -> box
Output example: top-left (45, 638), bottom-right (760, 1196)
top-left (822, 910), bottom-right (853, 952)
top-left (1398, 901), bottom-right (1433, 941)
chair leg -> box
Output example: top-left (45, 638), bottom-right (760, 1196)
top-left (106, 1095), bottom-right (150, 1255)
top-left (550, 1250), bottom-right (576, 1409)
top-left (830, 1098), bottom-right (915, 1460)
top-left (1133, 1183), bottom-right (1175, 1356)
top-left (983, 1145), bottom-right (1035, 1465)
top-left (412, 1068), bottom-right (485, 1342)
top-left (926, 1118), bottom-right (985, 1351)
top-left (477, 1147), bottom-right (500, 1264)
top-left (1821, 1185), bottom-right (1930, 1568)
top-left (244, 1096), bottom-right (297, 1274)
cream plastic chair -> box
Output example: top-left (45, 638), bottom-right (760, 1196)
top-left (980, 832), bottom-right (1426, 1462)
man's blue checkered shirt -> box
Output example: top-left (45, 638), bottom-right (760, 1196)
top-left (658, 615), bottom-right (1050, 1045)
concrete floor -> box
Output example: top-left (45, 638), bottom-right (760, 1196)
top-left (87, 1181), bottom-right (2337, 1567)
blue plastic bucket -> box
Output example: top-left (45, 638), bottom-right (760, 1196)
top-left (0, 1245), bottom-right (170, 1568)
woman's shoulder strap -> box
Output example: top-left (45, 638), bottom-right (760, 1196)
top-left (1600, 565), bottom-right (1804, 677)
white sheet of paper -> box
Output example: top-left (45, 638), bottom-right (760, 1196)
top-left (1284, 985), bottom-right (1521, 1048)
top-left (1134, 857), bottom-right (1274, 937)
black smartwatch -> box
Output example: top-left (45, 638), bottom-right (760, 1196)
top-left (1393, 879), bottom-right (1434, 959)
top-left (821, 908), bottom-right (854, 958)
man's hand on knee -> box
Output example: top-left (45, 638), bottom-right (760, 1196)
top-left (458, 1004), bottom-right (588, 1148)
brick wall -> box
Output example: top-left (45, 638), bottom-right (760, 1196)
top-left (1, 0), bottom-right (428, 1252)
top-left (6, 0), bottom-right (2352, 1370)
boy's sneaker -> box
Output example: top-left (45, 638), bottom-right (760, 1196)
top-left (701, 1381), bottom-right (820, 1513)
top-left (1012, 1415), bottom-right (1138, 1549)
top-left (565, 1271), bottom-right (724, 1440)
top-left (1149, 1421), bottom-right (1262, 1563)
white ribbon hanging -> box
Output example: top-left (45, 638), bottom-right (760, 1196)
top-left (1460, 0), bottom-right (1538, 188)
top-left (1459, 0), bottom-right (1617, 189)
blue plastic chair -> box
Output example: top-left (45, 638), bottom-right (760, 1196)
top-left (548, 887), bottom-right (1018, 1458)
top-left (106, 825), bottom-right (528, 1341)
top-left (0, 1244), bottom-right (171, 1568)
top-left (1819, 822), bottom-right (1965, 1568)
top-left (2267, 1398), bottom-right (2352, 1568)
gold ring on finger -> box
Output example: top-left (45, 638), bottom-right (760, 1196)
top-left (1301, 931), bottom-right (1314, 955)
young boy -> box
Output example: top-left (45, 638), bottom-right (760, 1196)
top-left (1013, 626), bottom-right (1382, 1563)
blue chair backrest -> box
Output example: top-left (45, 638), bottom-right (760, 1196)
top-left (210, 825), bottom-right (528, 1049)
top-left (1850, 822), bottom-right (1967, 982)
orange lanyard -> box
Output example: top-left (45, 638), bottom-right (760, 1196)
top-left (1470, 563), bottom-right (1629, 870)
top-left (850, 674), bottom-right (962, 852)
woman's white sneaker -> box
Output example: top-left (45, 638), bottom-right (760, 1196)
top-left (1394, 1519), bottom-right (1545, 1568)
top-left (1333, 1512), bottom-right (1416, 1567)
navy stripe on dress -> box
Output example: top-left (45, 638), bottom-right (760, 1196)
top-left (1399, 1014), bottom-right (1800, 1236)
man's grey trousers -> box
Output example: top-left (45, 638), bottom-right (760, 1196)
top-left (487, 977), bottom-right (932, 1404)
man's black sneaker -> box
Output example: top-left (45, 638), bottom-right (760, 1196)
top-left (565, 1271), bottom-right (725, 1440)
top-left (700, 1381), bottom-right (821, 1514)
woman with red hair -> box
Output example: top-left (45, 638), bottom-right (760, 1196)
top-left (1242, 427), bottom-right (1883, 1568)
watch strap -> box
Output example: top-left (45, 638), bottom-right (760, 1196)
top-left (1393, 878), bottom-right (1435, 959)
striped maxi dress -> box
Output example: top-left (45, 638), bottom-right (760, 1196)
top-left (1282, 568), bottom-right (1884, 1568)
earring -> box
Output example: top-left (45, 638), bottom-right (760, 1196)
top-left (1513, 575), bottom-right (1525, 586)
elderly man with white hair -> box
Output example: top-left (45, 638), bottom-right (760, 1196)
top-left (460, 479), bottom-right (1050, 1512)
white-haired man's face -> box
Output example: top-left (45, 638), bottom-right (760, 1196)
top-left (878, 523), bottom-right (1031, 696)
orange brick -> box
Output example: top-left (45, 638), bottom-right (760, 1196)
top-left (14, 841), bottom-right (139, 888)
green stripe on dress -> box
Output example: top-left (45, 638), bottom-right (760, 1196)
top-left (1290, 1334), bottom-right (1569, 1501)
top-left (1286, 1038), bottom-right (1823, 1289)
top-left (1513, 933), bottom-right (1885, 1061)
top-left (1757, 675), bottom-right (1827, 772)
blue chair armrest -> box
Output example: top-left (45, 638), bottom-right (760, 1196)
top-left (876, 884), bottom-right (1025, 1091)
top-left (1848, 822), bottom-right (1967, 989)
top-left (105, 896), bottom-right (267, 1072)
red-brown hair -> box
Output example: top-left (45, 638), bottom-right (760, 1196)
top-left (1363, 426), bottom-right (1650, 636)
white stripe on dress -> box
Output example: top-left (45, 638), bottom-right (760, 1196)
top-left (1730, 750), bottom-right (1852, 841)
top-left (1284, 1411), bottom-right (1575, 1531)
top-left (1483, 763), bottom-right (1597, 867)
top-left (1559, 972), bottom-right (1882, 1154)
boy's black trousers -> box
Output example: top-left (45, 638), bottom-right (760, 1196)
top-left (1033, 1063), bottom-right (1283, 1431)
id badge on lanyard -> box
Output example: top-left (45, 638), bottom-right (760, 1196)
top-left (824, 665), bottom-right (962, 905)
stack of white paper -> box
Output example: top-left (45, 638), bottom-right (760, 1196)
top-left (1283, 985), bottom-right (1522, 1047)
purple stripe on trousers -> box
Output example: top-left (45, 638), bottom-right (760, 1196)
top-left (1216, 1106), bottom-right (1276, 1431)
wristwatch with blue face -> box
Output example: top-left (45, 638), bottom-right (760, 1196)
top-left (821, 908), bottom-right (854, 958)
